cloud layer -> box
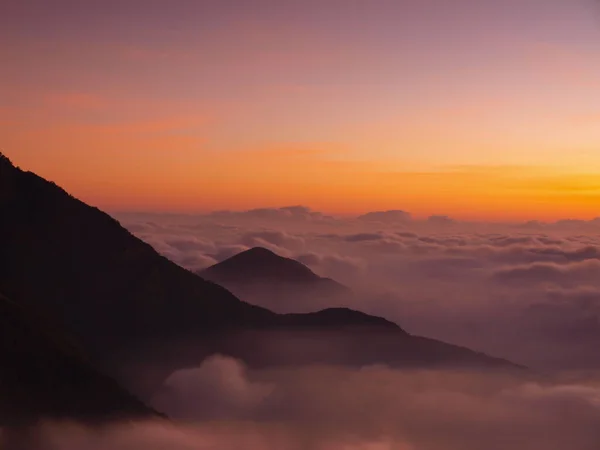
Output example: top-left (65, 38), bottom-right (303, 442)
top-left (13, 356), bottom-right (600, 450)
top-left (115, 208), bottom-right (600, 370)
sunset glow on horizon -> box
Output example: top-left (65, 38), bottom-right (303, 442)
top-left (3, 0), bottom-right (600, 221)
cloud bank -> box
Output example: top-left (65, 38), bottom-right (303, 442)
top-left (114, 207), bottom-right (600, 370)
top-left (11, 356), bottom-right (600, 450)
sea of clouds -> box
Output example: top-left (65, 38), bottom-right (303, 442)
top-left (15, 207), bottom-right (600, 449)
top-left (115, 207), bottom-right (600, 370)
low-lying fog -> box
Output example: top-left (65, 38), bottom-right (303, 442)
top-left (9, 357), bottom-right (600, 449)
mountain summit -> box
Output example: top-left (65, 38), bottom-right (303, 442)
top-left (203, 247), bottom-right (321, 284)
top-left (200, 247), bottom-right (351, 313)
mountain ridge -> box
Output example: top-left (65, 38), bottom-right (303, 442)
top-left (0, 152), bottom-right (520, 398)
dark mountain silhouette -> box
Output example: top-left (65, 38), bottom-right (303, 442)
top-left (0, 292), bottom-right (156, 428)
top-left (200, 247), bottom-right (352, 313)
top-left (203, 247), bottom-right (330, 284)
top-left (283, 307), bottom-right (399, 330)
top-left (0, 152), bottom-right (519, 397)
top-left (0, 153), bottom-right (275, 353)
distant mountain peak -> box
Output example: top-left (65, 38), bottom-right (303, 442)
top-left (200, 247), bottom-right (357, 317)
top-left (246, 246), bottom-right (276, 254)
top-left (237, 246), bottom-right (282, 260)
top-left (202, 246), bottom-right (320, 284)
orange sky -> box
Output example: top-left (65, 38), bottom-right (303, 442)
top-left (2, 0), bottom-right (600, 221)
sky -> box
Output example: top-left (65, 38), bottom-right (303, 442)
top-left (2, 0), bottom-right (600, 220)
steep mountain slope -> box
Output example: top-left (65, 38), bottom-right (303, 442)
top-left (200, 247), bottom-right (352, 313)
top-left (0, 152), bottom-right (519, 394)
top-left (0, 292), bottom-right (156, 426)
top-left (0, 153), bottom-right (276, 358)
